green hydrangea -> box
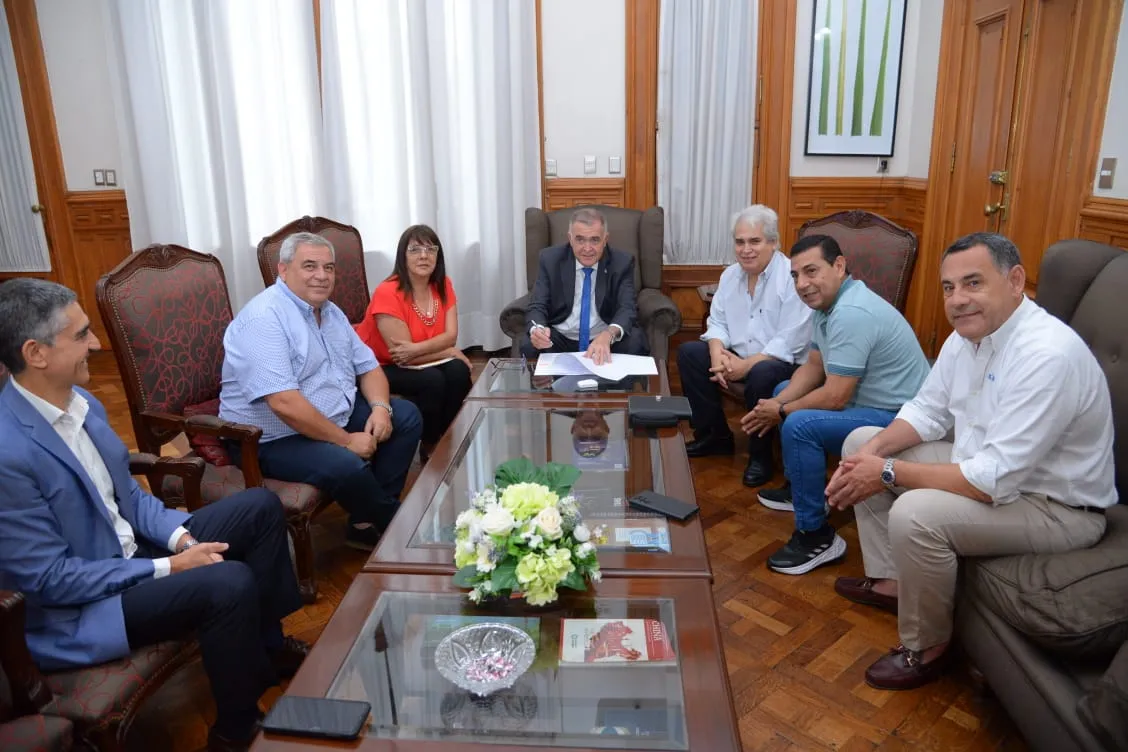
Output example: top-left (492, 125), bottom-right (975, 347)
top-left (500, 482), bottom-right (558, 521)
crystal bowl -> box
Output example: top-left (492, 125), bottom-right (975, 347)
top-left (434, 622), bottom-right (536, 697)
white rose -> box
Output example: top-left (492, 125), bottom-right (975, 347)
top-left (576, 542), bottom-right (594, 558)
top-left (534, 506), bottom-right (564, 539)
top-left (573, 524), bottom-right (590, 543)
top-left (480, 505), bottom-right (516, 536)
top-left (456, 509), bottom-right (478, 530)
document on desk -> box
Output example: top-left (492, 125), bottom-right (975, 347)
top-left (534, 353), bottom-right (658, 381)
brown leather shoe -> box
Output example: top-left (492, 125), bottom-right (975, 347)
top-left (834, 576), bottom-right (898, 614)
top-left (270, 636), bottom-right (311, 679)
top-left (864, 645), bottom-right (950, 690)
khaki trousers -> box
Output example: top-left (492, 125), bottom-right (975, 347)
top-left (845, 426), bottom-right (1107, 650)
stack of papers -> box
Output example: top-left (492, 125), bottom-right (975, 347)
top-left (533, 353), bottom-right (658, 381)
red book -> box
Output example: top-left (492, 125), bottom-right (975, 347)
top-left (559, 618), bottom-right (677, 664)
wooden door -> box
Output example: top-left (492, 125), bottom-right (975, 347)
top-left (909, 0), bottom-right (1118, 354)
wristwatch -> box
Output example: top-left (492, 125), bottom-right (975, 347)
top-left (881, 458), bottom-right (897, 489)
top-left (369, 400), bottom-right (393, 416)
top-left (180, 537), bottom-right (199, 553)
top-left (777, 402), bottom-right (788, 421)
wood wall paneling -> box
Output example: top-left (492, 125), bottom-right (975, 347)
top-left (661, 264), bottom-right (726, 333)
top-left (754, 0), bottom-right (798, 225)
top-left (1078, 197), bottom-right (1128, 249)
top-left (624, 0), bottom-right (660, 210)
top-left (542, 178), bottom-right (627, 210)
top-left (65, 190), bottom-right (132, 344)
top-left (787, 177), bottom-right (927, 241)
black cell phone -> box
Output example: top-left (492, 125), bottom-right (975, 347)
top-left (262, 696), bottom-right (371, 741)
top-left (628, 490), bottom-right (699, 521)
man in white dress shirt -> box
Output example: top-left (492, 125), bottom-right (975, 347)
top-left (825, 232), bottom-right (1115, 691)
top-left (522, 207), bottom-right (648, 364)
top-left (678, 205), bottom-right (812, 487)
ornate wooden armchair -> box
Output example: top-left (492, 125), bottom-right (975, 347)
top-left (257, 216), bottom-right (371, 324)
top-left (95, 244), bottom-right (330, 602)
top-left (720, 209), bottom-right (918, 401)
top-left (0, 455), bottom-right (205, 752)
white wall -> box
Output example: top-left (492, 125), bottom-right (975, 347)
top-left (540, 0), bottom-right (626, 178)
top-left (36, 0), bottom-right (120, 192)
top-left (1095, 9), bottom-right (1128, 199)
top-left (790, 0), bottom-right (943, 178)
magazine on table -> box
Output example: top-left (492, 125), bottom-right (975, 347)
top-left (559, 618), bottom-right (676, 665)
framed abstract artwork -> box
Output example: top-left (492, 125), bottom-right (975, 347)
top-left (804, 0), bottom-right (908, 157)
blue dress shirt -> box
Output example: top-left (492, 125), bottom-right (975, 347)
top-left (220, 280), bottom-right (379, 443)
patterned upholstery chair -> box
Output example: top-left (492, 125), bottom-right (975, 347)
top-left (95, 244), bottom-right (331, 602)
top-left (257, 216), bottom-right (371, 325)
top-left (720, 209), bottom-right (918, 402)
top-left (499, 205), bottom-right (683, 362)
top-left (0, 455), bottom-right (206, 752)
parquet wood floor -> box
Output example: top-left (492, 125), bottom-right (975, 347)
top-left (78, 351), bottom-right (1026, 752)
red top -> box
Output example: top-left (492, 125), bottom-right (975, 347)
top-left (355, 276), bottom-right (457, 365)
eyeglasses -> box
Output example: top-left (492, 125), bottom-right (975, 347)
top-left (406, 245), bottom-right (439, 257)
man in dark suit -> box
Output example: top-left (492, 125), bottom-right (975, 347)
top-left (0, 279), bottom-right (306, 752)
top-left (522, 207), bottom-right (649, 363)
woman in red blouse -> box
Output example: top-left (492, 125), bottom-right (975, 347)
top-left (355, 225), bottom-right (472, 453)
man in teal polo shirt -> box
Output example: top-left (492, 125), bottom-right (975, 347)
top-left (741, 234), bottom-right (930, 575)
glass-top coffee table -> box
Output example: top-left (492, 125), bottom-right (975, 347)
top-left (466, 358), bottom-right (669, 401)
top-left (366, 402), bottom-right (709, 579)
top-left (252, 574), bottom-right (740, 752)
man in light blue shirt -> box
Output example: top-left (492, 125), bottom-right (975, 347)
top-left (741, 234), bottom-right (930, 576)
top-left (677, 205), bottom-right (812, 487)
top-left (221, 232), bottom-right (423, 550)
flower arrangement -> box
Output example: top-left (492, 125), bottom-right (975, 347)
top-left (453, 457), bottom-right (602, 607)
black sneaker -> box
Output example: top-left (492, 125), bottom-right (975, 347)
top-left (345, 522), bottom-right (383, 551)
top-left (758, 482), bottom-right (793, 511)
top-left (766, 525), bottom-right (847, 575)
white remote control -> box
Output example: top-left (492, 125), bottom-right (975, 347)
top-left (577, 378), bottom-right (598, 389)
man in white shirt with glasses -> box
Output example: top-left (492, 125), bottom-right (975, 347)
top-left (826, 232), bottom-right (1115, 691)
top-left (678, 205), bottom-right (812, 487)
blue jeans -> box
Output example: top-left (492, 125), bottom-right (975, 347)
top-left (250, 397), bottom-right (423, 529)
top-left (774, 382), bottom-right (896, 531)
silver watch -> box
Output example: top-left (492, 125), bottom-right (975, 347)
top-left (180, 537), bottom-right (199, 552)
top-left (880, 458), bottom-right (897, 489)
top-left (370, 400), bottom-right (393, 416)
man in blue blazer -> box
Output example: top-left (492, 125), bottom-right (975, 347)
top-left (522, 207), bottom-right (649, 363)
top-left (0, 279), bottom-right (305, 752)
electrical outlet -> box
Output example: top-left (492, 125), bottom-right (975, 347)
top-left (609, 156), bottom-right (622, 174)
top-left (877, 158), bottom-right (890, 174)
top-left (583, 156), bottom-right (596, 175)
top-left (545, 158), bottom-right (557, 177)
top-left (104, 169), bottom-right (117, 186)
top-left (93, 169), bottom-right (105, 186)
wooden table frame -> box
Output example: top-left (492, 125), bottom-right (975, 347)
top-left (465, 358), bottom-right (671, 403)
top-left (251, 573), bottom-right (741, 752)
top-left (365, 400), bottom-right (711, 580)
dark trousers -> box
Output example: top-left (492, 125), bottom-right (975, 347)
top-left (676, 340), bottom-right (797, 459)
top-left (519, 325), bottom-right (649, 360)
top-left (121, 488), bottom-right (302, 741)
top-left (382, 360), bottom-right (472, 444)
top-left (251, 398), bottom-right (423, 530)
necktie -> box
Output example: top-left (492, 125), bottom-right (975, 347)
top-left (578, 266), bottom-right (594, 350)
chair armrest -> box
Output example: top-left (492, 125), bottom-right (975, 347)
top-left (140, 410), bottom-right (266, 488)
top-left (499, 293), bottom-right (531, 339)
top-left (0, 591), bottom-right (53, 715)
top-left (130, 453), bottom-right (206, 511)
top-left (637, 288), bottom-right (682, 335)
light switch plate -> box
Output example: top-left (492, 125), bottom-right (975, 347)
top-left (1098, 157), bottom-right (1117, 190)
top-left (545, 158), bottom-right (557, 177)
top-left (93, 169), bottom-right (105, 186)
top-left (105, 169), bottom-right (117, 186)
top-left (609, 156), bottom-right (622, 174)
top-left (583, 156), bottom-right (596, 175)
